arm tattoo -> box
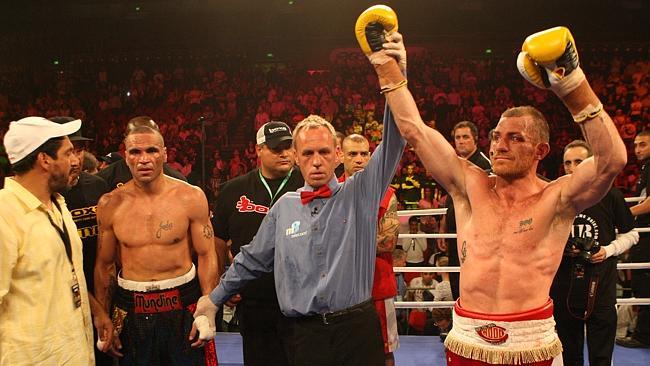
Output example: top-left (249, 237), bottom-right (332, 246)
top-left (155, 220), bottom-right (173, 239)
top-left (377, 219), bottom-right (400, 252)
top-left (460, 241), bottom-right (467, 264)
top-left (103, 270), bottom-right (117, 312)
top-left (202, 224), bottom-right (214, 239)
top-left (377, 196), bottom-right (399, 252)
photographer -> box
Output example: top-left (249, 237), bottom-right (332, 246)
top-left (550, 140), bottom-right (639, 366)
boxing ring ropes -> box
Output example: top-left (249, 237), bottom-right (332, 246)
top-left (393, 196), bottom-right (650, 310)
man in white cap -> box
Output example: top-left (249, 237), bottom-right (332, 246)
top-left (0, 117), bottom-right (95, 365)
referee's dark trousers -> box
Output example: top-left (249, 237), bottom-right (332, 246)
top-left (279, 299), bottom-right (384, 366)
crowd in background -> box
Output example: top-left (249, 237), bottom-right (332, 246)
top-left (0, 47), bottom-right (649, 337)
top-left (1, 49), bottom-right (648, 200)
top-left (1, 50), bottom-right (648, 193)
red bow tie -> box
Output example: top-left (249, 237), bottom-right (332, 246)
top-left (300, 185), bottom-right (332, 205)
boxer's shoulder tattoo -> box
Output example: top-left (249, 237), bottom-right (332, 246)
top-left (461, 241), bottom-right (467, 264)
top-left (156, 220), bottom-right (173, 239)
top-left (514, 217), bottom-right (533, 234)
top-left (202, 224), bottom-right (214, 239)
top-left (377, 195), bottom-right (399, 252)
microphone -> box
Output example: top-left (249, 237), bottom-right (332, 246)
top-left (311, 206), bottom-right (319, 217)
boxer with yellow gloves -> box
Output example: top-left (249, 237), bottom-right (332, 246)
top-left (359, 5), bottom-right (626, 366)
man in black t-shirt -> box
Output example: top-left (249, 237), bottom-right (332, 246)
top-left (619, 130), bottom-right (650, 348)
top-left (551, 140), bottom-right (638, 365)
top-left (439, 121), bottom-right (491, 299)
top-left (212, 121), bottom-right (304, 366)
top-left (96, 117), bottom-right (186, 190)
top-left (51, 117), bottom-right (114, 365)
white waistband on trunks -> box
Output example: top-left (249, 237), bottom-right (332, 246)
top-left (444, 301), bottom-right (562, 365)
top-left (118, 264), bottom-right (196, 292)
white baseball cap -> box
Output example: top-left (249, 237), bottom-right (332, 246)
top-left (3, 116), bottom-right (81, 164)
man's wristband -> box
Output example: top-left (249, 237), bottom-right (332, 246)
top-left (381, 80), bottom-right (408, 94)
top-left (374, 58), bottom-right (407, 94)
top-left (573, 102), bottom-right (603, 123)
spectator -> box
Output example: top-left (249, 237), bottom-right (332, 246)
top-left (243, 141), bottom-right (257, 168)
top-left (82, 151), bottom-right (100, 174)
top-left (406, 271), bottom-right (437, 335)
top-left (620, 130), bottom-right (650, 349)
top-left (166, 147), bottom-right (183, 172)
top-left (392, 164), bottom-right (422, 209)
top-left (418, 186), bottom-right (439, 251)
top-left (402, 216), bottom-right (428, 286)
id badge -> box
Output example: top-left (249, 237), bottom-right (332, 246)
top-left (71, 272), bottom-right (82, 308)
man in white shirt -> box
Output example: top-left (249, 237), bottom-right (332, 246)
top-left (403, 216), bottom-right (428, 266)
top-left (0, 117), bottom-right (95, 365)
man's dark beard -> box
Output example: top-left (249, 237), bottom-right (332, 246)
top-left (49, 170), bottom-right (72, 193)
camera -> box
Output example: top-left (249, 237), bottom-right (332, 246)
top-left (565, 236), bottom-right (600, 262)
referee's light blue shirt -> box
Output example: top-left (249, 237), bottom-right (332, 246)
top-left (209, 108), bottom-right (406, 316)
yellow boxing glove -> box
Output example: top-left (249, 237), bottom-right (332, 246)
top-left (355, 5), bottom-right (399, 55)
top-left (355, 5), bottom-right (406, 94)
top-left (517, 26), bottom-right (585, 97)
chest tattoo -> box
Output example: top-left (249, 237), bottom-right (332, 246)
top-left (156, 220), bottom-right (173, 239)
top-left (514, 217), bottom-right (533, 234)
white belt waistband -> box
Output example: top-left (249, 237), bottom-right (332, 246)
top-left (118, 264), bottom-right (196, 292)
top-left (448, 307), bottom-right (558, 348)
top-left (444, 307), bottom-right (562, 364)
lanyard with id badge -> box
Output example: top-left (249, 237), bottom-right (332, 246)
top-left (46, 197), bottom-right (82, 308)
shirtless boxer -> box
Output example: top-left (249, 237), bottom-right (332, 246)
top-left (94, 125), bottom-right (218, 365)
top-left (340, 134), bottom-right (400, 366)
top-left (356, 5), bottom-right (626, 365)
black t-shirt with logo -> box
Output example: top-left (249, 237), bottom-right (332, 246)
top-left (61, 172), bottom-right (110, 294)
top-left (212, 168), bottom-right (304, 301)
top-left (96, 159), bottom-right (186, 190)
top-left (551, 187), bottom-right (635, 307)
